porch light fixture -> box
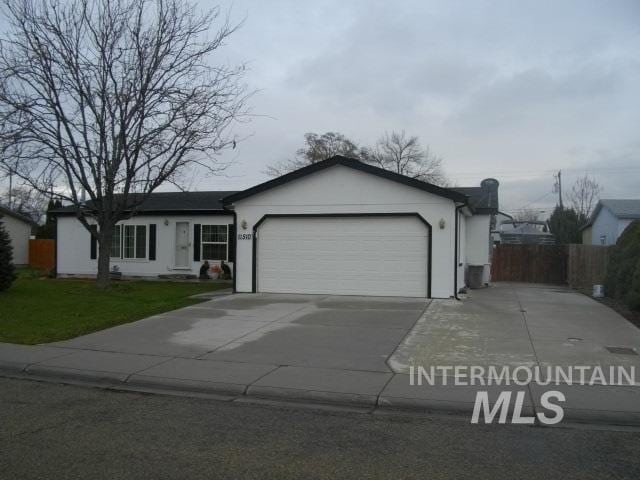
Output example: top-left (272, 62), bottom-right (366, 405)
top-left (439, 218), bottom-right (446, 229)
top-left (164, 219), bottom-right (169, 226)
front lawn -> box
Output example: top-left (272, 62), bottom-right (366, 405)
top-left (0, 269), bottom-right (230, 345)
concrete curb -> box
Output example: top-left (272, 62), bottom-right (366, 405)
top-left (560, 408), bottom-right (640, 426)
top-left (126, 374), bottom-right (247, 396)
top-left (25, 364), bottom-right (129, 384)
top-left (3, 364), bottom-right (639, 428)
top-left (0, 360), bottom-right (31, 374)
top-left (376, 395), bottom-right (537, 419)
top-left (246, 385), bottom-right (379, 407)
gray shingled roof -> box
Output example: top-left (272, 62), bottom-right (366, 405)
top-left (51, 191), bottom-right (238, 214)
top-left (600, 199), bottom-right (640, 219)
top-left (50, 167), bottom-right (502, 216)
top-left (451, 187), bottom-right (499, 213)
top-left (583, 199), bottom-right (640, 229)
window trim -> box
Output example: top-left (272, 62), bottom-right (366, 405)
top-left (200, 224), bottom-right (228, 261)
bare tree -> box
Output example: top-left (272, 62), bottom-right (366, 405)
top-left (513, 208), bottom-right (540, 222)
top-left (0, 0), bottom-right (249, 287)
top-left (0, 186), bottom-right (48, 223)
top-left (361, 130), bottom-right (448, 186)
top-left (265, 132), bottom-right (359, 176)
top-left (267, 130), bottom-right (449, 187)
top-left (570, 174), bottom-right (603, 220)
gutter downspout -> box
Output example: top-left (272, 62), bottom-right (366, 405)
top-left (454, 204), bottom-right (464, 300)
top-left (223, 204), bottom-right (237, 293)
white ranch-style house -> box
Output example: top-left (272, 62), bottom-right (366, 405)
top-left (54, 156), bottom-right (499, 298)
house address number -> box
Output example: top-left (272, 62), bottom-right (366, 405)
top-left (237, 233), bottom-right (252, 240)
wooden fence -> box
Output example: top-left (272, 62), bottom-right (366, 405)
top-left (491, 243), bottom-right (612, 287)
top-left (567, 244), bottom-right (612, 290)
top-left (29, 239), bottom-right (55, 271)
top-left (491, 244), bottom-right (568, 284)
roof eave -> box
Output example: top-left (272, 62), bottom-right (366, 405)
top-left (0, 206), bottom-right (38, 226)
top-left (51, 208), bottom-right (232, 217)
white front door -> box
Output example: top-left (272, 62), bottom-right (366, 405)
top-left (175, 222), bottom-right (190, 268)
top-left (256, 216), bottom-right (429, 297)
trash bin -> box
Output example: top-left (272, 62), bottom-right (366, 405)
top-left (467, 265), bottom-right (484, 289)
top-left (593, 285), bottom-right (604, 298)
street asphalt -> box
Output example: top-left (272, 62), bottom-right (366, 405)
top-left (1, 377), bottom-right (640, 479)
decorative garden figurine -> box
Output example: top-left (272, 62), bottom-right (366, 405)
top-left (199, 261), bottom-right (210, 280)
top-left (220, 260), bottom-right (231, 280)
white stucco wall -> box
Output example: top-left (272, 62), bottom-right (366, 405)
top-left (465, 214), bottom-right (491, 284)
top-left (57, 214), bottom-right (234, 277)
top-left (0, 214), bottom-right (32, 265)
top-left (231, 164), bottom-right (461, 298)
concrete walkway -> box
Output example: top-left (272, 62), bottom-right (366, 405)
top-left (1, 285), bottom-right (640, 426)
top-left (391, 283), bottom-right (640, 374)
top-left (388, 283), bottom-right (640, 424)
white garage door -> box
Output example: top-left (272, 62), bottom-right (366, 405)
top-left (256, 216), bottom-right (429, 297)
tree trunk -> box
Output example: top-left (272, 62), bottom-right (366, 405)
top-left (95, 224), bottom-right (114, 289)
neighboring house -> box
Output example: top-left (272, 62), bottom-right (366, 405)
top-left (54, 156), bottom-right (499, 298)
top-left (496, 220), bottom-right (555, 245)
top-left (0, 204), bottom-right (36, 265)
top-left (582, 199), bottom-right (640, 245)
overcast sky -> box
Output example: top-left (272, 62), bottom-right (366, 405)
top-left (190, 0), bottom-right (639, 217)
top-left (1, 1), bottom-right (638, 217)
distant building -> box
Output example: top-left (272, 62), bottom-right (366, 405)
top-left (491, 211), bottom-right (514, 245)
top-left (582, 199), bottom-right (640, 245)
top-left (495, 220), bottom-right (555, 245)
top-left (0, 204), bottom-right (37, 265)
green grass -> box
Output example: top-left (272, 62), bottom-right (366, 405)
top-left (0, 269), bottom-right (230, 345)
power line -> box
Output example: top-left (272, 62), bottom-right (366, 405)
top-left (448, 165), bottom-right (640, 179)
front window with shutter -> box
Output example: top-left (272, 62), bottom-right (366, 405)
top-left (108, 224), bottom-right (147, 259)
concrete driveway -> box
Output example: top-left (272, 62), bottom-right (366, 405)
top-left (54, 293), bottom-right (429, 372)
top-left (390, 282), bottom-right (640, 380)
top-left (4, 284), bottom-right (640, 423)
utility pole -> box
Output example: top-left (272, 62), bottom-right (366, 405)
top-left (553, 170), bottom-right (563, 209)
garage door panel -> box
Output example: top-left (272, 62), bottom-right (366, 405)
top-left (257, 217), bottom-right (429, 297)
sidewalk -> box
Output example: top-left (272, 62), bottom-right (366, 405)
top-left (2, 341), bottom-right (640, 427)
